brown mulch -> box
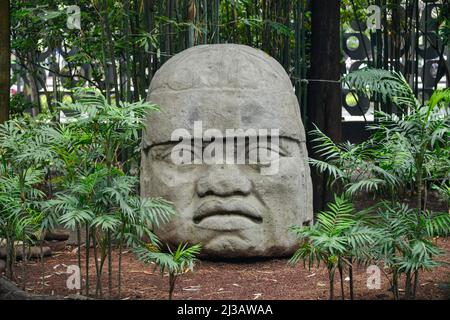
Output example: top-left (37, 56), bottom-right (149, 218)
top-left (5, 238), bottom-right (450, 300)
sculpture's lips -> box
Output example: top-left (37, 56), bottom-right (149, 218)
top-left (193, 199), bottom-right (263, 226)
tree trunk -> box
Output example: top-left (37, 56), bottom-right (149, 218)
top-left (0, 0), bottom-right (10, 123)
top-left (307, 0), bottom-right (342, 211)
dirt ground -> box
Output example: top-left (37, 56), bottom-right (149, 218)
top-left (6, 237), bottom-right (450, 300)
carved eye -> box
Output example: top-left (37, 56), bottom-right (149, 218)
top-left (149, 145), bottom-right (173, 162)
top-left (189, 145), bottom-right (203, 163)
top-left (246, 141), bottom-right (288, 163)
top-left (167, 144), bottom-right (204, 165)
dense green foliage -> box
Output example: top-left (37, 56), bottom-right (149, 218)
top-left (290, 195), bottom-right (375, 300)
top-left (292, 68), bottom-right (450, 300)
top-left (0, 115), bottom-right (58, 281)
top-left (10, 0), bottom-right (312, 115)
top-left (2, 0), bottom-right (450, 300)
top-left (135, 242), bottom-right (202, 300)
top-left (0, 90), bottom-right (196, 299)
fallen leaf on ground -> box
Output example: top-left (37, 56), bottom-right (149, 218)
top-left (183, 285), bottom-right (201, 291)
top-left (253, 293), bottom-right (262, 299)
top-left (128, 270), bottom-right (153, 275)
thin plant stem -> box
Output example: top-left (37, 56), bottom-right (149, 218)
top-left (118, 223), bottom-right (125, 299)
top-left (338, 259), bottom-right (345, 300)
top-left (77, 225), bottom-right (82, 294)
top-left (21, 241), bottom-right (26, 290)
top-left (92, 230), bottom-right (101, 297)
top-left (85, 225), bottom-right (90, 296)
top-left (405, 271), bottom-right (412, 300)
top-left (348, 259), bottom-right (354, 300)
top-left (412, 270), bottom-right (419, 300)
top-left (40, 238), bottom-right (44, 290)
top-left (107, 230), bottom-right (113, 299)
top-left (328, 266), bottom-right (336, 300)
top-left (169, 273), bottom-right (176, 300)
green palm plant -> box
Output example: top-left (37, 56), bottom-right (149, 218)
top-left (290, 195), bottom-right (375, 300)
top-left (309, 125), bottom-right (399, 199)
top-left (345, 69), bottom-right (450, 300)
top-left (45, 88), bottom-right (175, 298)
top-left (0, 116), bottom-right (58, 283)
top-left (101, 174), bottom-right (175, 298)
top-left (135, 242), bottom-right (202, 300)
top-left (305, 69), bottom-right (450, 300)
top-left (345, 68), bottom-right (450, 210)
top-left (371, 202), bottom-right (450, 299)
top-left (42, 122), bottom-right (95, 293)
top-left (0, 167), bottom-right (46, 281)
top-left (48, 167), bottom-right (175, 297)
top-left (432, 181), bottom-right (450, 213)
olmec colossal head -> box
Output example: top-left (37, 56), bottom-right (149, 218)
top-left (141, 44), bottom-right (313, 258)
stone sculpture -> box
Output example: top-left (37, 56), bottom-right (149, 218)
top-left (141, 44), bottom-right (313, 258)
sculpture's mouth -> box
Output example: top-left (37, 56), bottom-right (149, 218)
top-left (193, 199), bottom-right (262, 230)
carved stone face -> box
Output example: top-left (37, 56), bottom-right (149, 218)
top-left (141, 44), bottom-right (313, 258)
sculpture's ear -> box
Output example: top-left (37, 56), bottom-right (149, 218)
top-left (140, 143), bottom-right (156, 199)
top-left (141, 135), bottom-right (151, 152)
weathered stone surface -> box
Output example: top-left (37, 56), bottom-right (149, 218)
top-left (0, 246), bottom-right (51, 260)
top-left (44, 229), bottom-right (70, 241)
top-left (0, 277), bottom-right (88, 300)
top-left (141, 44), bottom-right (313, 258)
top-left (0, 259), bottom-right (5, 274)
top-left (18, 246), bottom-right (52, 259)
top-left (0, 239), bottom-right (22, 247)
top-left (44, 240), bottom-right (67, 252)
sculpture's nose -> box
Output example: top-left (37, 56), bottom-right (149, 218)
top-left (196, 166), bottom-right (252, 197)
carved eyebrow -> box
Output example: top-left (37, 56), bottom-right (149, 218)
top-left (144, 135), bottom-right (301, 149)
top-left (279, 136), bottom-right (303, 144)
top-left (143, 140), bottom-right (178, 152)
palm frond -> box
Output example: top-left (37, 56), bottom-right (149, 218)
top-left (344, 68), bottom-right (418, 109)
